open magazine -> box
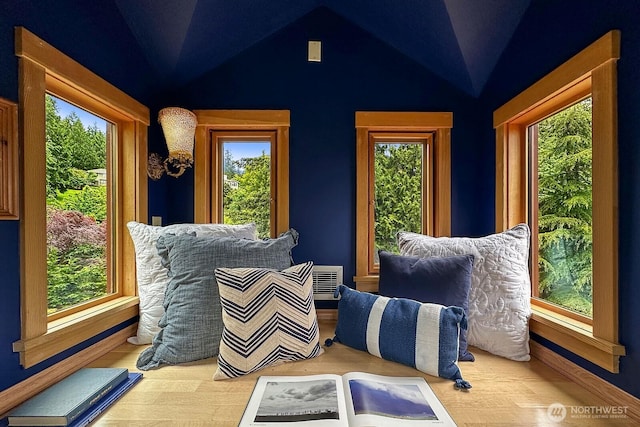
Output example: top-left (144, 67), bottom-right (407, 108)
top-left (239, 372), bottom-right (457, 427)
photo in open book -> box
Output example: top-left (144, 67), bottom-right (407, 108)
top-left (348, 379), bottom-right (438, 421)
top-left (254, 379), bottom-right (340, 422)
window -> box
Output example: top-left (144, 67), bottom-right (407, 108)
top-left (45, 94), bottom-right (111, 317)
top-left (218, 131), bottom-right (275, 239)
top-left (494, 30), bottom-right (624, 372)
top-left (13, 27), bottom-right (149, 368)
top-left (193, 110), bottom-right (289, 237)
top-left (530, 98), bottom-right (594, 320)
top-left (355, 112), bottom-right (452, 292)
top-left (0, 96), bottom-right (18, 219)
top-left (371, 134), bottom-right (432, 265)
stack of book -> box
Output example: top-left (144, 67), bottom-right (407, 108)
top-left (7, 368), bottom-right (142, 426)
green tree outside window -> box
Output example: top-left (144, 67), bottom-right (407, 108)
top-left (536, 98), bottom-right (593, 316)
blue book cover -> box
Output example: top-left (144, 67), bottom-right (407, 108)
top-left (8, 368), bottom-right (129, 426)
top-left (68, 372), bottom-right (143, 427)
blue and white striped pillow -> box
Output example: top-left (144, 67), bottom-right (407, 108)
top-left (331, 285), bottom-right (470, 388)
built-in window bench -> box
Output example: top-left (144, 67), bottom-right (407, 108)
top-left (5, 315), bottom-right (635, 426)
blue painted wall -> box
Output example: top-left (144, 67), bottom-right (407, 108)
top-left (170, 7), bottom-right (491, 276)
top-left (480, 0), bottom-right (640, 399)
top-left (0, 0), bottom-right (638, 406)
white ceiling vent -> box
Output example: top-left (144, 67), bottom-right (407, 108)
top-left (312, 265), bottom-right (342, 300)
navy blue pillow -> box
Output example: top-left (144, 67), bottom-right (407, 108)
top-left (378, 251), bottom-right (475, 361)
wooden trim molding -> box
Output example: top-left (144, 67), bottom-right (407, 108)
top-left (493, 30), bottom-right (620, 127)
top-left (315, 309), bottom-right (338, 323)
top-left (15, 28), bottom-right (149, 125)
top-left (356, 111), bottom-right (453, 129)
top-left (591, 59), bottom-right (619, 343)
top-left (493, 30), bottom-right (623, 372)
top-left (18, 56), bottom-right (48, 341)
top-left (352, 275), bottom-right (379, 293)
top-left (530, 308), bottom-right (625, 373)
top-left (531, 340), bottom-right (640, 423)
top-left (0, 323), bottom-right (137, 418)
top-left (193, 109), bottom-right (290, 128)
top-left (13, 26), bottom-right (148, 367)
top-left (12, 297), bottom-right (139, 368)
top-left (0, 97), bottom-right (18, 219)
top-left (193, 110), bottom-right (290, 236)
top-left (354, 111), bottom-right (452, 291)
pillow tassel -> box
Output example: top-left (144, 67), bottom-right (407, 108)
top-left (454, 378), bottom-right (472, 390)
top-left (333, 286), bottom-right (342, 299)
top-left (136, 345), bottom-right (160, 370)
top-left (325, 286), bottom-right (345, 348)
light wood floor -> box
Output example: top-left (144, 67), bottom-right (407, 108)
top-left (86, 320), bottom-right (638, 426)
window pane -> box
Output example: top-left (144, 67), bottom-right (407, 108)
top-left (533, 98), bottom-right (593, 317)
top-left (374, 143), bottom-right (423, 258)
top-left (45, 95), bottom-right (110, 314)
top-left (222, 141), bottom-right (271, 239)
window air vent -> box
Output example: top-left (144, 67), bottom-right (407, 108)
top-left (312, 265), bottom-right (343, 300)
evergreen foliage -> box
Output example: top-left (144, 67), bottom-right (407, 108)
top-left (374, 143), bottom-right (422, 254)
top-left (45, 95), bottom-right (108, 312)
top-left (536, 99), bottom-right (593, 316)
top-left (223, 152), bottom-right (271, 238)
top-left (46, 210), bottom-right (106, 311)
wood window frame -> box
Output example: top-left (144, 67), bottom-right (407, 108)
top-left (493, 30), bottom-right (625, 372)
top-left (0, 97), bottom-right (19, 219)
top-left (527, 100), bottom-right (595, 327)
top-left (193, 110), bottom-right (289, 235)
top-left (12, 27), bottom-right (149, 368)
top-left (354, 111), bottom-right (452, 292)
top-left (367, 132), bottom-right (434, 274)
top-left (211, 130), bottom-right (277, 237)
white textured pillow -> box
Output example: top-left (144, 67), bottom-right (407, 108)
top-left (397, 224), bottom-right (531, 361)
top-left (126, 221), bottom-right (258, 345)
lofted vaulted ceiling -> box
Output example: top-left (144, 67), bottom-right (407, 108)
top-left (114, 0), bottom-right (531, 97)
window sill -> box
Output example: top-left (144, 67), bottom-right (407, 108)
top-left (529, 305), bottom-right (625, 373)
top-left (13, 296), bottom-right (139, 368)
top-left (353, 275), bottom-right (379, 293)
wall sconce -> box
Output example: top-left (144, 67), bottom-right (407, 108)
top-left (148, 107), bottom-right (197, 180)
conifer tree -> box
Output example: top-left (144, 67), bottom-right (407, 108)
top-left (537, 99), bottom-right (592, 315)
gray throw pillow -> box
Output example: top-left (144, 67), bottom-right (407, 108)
top-left (126, 221), bottom-right (258, 345)
top-left (136, 229), bottom-right (298, 370)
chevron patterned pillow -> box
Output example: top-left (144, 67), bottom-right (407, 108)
top-left (213, 262), bottom-right (323, 380)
